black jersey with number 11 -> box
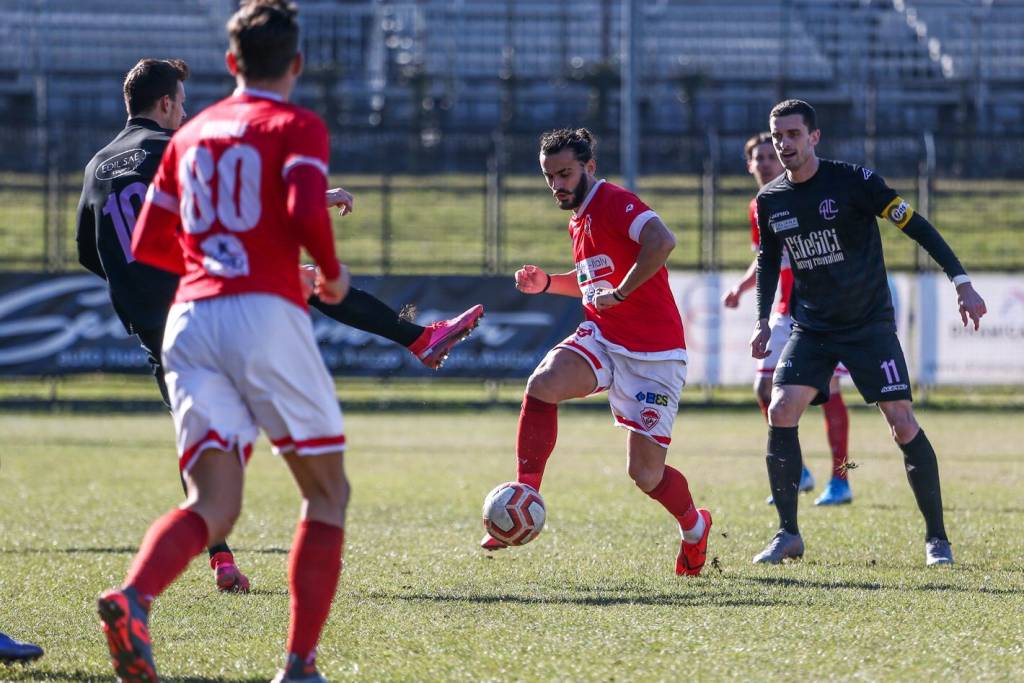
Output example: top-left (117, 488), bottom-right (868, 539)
top-left (755, 159), bottom-right (907, 333)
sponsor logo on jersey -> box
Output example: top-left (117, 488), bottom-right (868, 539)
top-left (635, 391), bottom-right (670, 406)
top-left (576, 254), bottom-right (614, 285)
top-left (625, 203), bottom-right (635, 213)
top-left (862, 168), bottom-right (874, 180)
top-left (768, 210), bottom-right (799, 232)
top-left (200, 234), bottom-right (250, 278)
top-left (784, 228), bottom-right (846, 270)
top-left (575, 325), bottom-right (594, 339)
top-left (819, 198), bottom-right (839, 221)
top-left (640, 407), bottom-right (660, 431)
top-left (95, 148), bottom-right (148, 181)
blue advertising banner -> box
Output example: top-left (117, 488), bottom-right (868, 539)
top-left (0, 273), bottom-right (583, 378)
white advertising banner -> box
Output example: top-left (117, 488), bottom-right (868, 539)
top-left (670, 271), bottom-right (1013, 387)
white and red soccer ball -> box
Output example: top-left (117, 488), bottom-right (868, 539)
top-left (482, 482), bottom-right (546, 546)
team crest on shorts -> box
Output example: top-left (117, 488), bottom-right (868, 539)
top-left (640, 407), bottom-right (660, 431)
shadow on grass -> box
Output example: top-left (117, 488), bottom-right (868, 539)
top-left (743, 575), bottom-right (1024, 596)
top-left (0, 546), bottom-right (289, 555)
top-left (1, 673), bottom-right (268, 683)
top-left (367, 590), bottom-right (801, 608)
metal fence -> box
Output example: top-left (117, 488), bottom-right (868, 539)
top-left (1, 127), bottom-right (1021, 274)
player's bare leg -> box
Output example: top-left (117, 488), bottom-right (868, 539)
top-left (273, 450), bottom-right (349, 682)
top-left (99, 448), bottom-right (243, 682)
top-left (627, 432), bottom-right (711, 576)
top-left (758, 376), bottom-right (814, 503)
top-left (481, 348), bottom-right (596, 550)
top-left (877, 400), bottom-right (952, 565)
top-left (754, 384), bottom-right (817, 564)
top-left (815, 375), bottom-right (852, 506)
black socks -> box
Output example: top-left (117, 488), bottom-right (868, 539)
top-left (899, 429), bottom-right (948, 541)
top-left (767, 426), bottom-right (803, 536)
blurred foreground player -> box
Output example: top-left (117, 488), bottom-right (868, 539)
top-left (750, 99), bottom-right (987, 566)
top-left (96, 2), bottom-right (356, 680)
top-left (723, 132), bottom-right (853, 506)
top-left (480, 128), bottom-right (712, 576)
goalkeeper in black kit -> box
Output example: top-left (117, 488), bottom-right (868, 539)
top-left (749, 99), bottom-right (987, 566)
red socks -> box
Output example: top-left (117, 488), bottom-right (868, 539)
top-left (286, 520), bottom-right (345, 662)
top-left (124, 508), bottom-right (209, 602)
top-left (757, 396), bottom-right (769, 422)
top-left (515, 395), bottom-right (558, 492)
top-left (646, 466), bottom-right (699, 530)
top-left (822, 391), bottom-right (850, 480)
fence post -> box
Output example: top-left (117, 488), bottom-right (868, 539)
top-left (380, 174), bottom-right (392, 274)
top-left (916, 131), bottom-right (935, 272)
top-left (699, 129), bottom-right (719, 270)
top-left (485, 134), bottom-right (505, 274)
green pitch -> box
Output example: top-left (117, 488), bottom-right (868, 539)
top-left (1, 408), bottom-right (1021, 681)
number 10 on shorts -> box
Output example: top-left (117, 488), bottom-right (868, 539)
top-left (880, 359), bottom-right (900, 384)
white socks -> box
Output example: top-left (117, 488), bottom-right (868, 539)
top-left (681, 510), bottom-right (706, 544)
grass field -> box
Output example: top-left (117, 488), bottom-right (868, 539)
top-left (2, 173), bottom-right (1022, 273)
top-left (1, 407), bottom-right (1022, 681)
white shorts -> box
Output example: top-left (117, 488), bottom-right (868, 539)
top-left (758, 313), bottom-right (847, 378)
top-left (557, 321), bottom-right (687, 447)
top-left (163, 293), bottom-right (345, 473)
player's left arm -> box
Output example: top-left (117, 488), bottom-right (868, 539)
top-left (878, 194), bottom-right (987, 330)
top-left (592, 216), bottom-right (675, 311)
top-left (74, 182), bottom-right (105, 279)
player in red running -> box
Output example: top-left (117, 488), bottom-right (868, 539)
top-left (723, 132), bottom-right (853, 506)
top-left (480, 128), bottom-right (711, 576)
top-left (97, 3), bottom-right (349, 681)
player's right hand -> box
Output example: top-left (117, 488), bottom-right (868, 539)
top-left (750, 319), bottom-right (771, 359)
top-left (299, 264), bottom-right (317, 300)
top-left (723, 286), bottom-right (742, 308)
top-left (514, 264), bottom-right (548, 294)
top-left (326, 187), bottom-right (355, 216)
top-left (317, 262), bottom-right (350, 304)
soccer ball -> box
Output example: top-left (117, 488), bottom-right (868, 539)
top-left (481, 482), bottom-right (546, 546)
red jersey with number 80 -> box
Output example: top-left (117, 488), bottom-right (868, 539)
top-left (570, 180), bottom-right (685, 353)
top-left (132, 89), bottom-right (338, 310)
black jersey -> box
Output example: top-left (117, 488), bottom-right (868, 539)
top-left (76, 118), bottom-right (179, 334)
top-left (755, 159), bottom-right (902, 333)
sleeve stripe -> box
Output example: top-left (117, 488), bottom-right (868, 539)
top-left (627, 210), bottom-right (659, 243)
top-left (282, 154), bottom-right (328, 180)
top-left (145, 185), bottom-right (179, 215)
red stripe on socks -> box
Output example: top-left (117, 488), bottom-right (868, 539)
top-left (822, 391), bottom-right (850, 480)
top-left (124, 508), bottom-right (209, 602)
top-left (286, 520), bottom-right (345, 661)
top-left (646, 465), bottom-right (699, 530)
top-left (515, 394), bottom-right (558, 492)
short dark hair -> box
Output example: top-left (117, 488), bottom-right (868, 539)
top-left (770, 99), bottom-right (817, 131)
top-left (539, 128), bottom-right (596, 163)
top-left (123, 59), bottom-right (189, 116)
top-left (228, 0), bottom-right (300, 81)
top-left (744, 131), bottom-right (773, 160)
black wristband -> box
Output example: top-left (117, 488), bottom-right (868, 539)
top-left (612, 288), bottom-right (627, 302)
top-left (541, 273), bottom-right (551, 293)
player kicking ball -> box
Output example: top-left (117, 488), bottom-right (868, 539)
top-left (479, 128), bottom-right (712, 576)
top-left (723, 132), bottom-right (853, 507)
top-left (750, 99), bottom-right (987, 566)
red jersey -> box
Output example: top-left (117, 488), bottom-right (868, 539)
top-left (570, 180), bottom-right (685, 354)
top-left (132, 88), bottom-right (339, 310)
top-left (749, 196), bottom-right (793, 315)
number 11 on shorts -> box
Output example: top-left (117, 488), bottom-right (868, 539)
top-left (880, 359), bottom-right (900, 384)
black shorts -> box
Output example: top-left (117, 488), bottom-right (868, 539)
top-left (774, 321), bottom-right (912, 405)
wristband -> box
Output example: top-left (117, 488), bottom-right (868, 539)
top-left (952, 274), bottom-right (971, 287)
top-left (541, 273), bottom-right (551, 293)
top-left (612, 288), bottom-right (627, 302)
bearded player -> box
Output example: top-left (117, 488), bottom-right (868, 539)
top-left (723, 132), bottom-right (853, 506)
top-left (480, 128), bottom-right (712, 577)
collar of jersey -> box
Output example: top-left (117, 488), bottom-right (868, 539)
top-left (126, 117), bottom-right (169, 132)
top-left (233, 86), bottom-right (285, 102)
top-left (573, 178), bottom-right (605, 217)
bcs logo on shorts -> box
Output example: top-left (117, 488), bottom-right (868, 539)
top-left (640, 408), bottom-right (660, 431)
top-left (575, 326), bottom-right (594, 339)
